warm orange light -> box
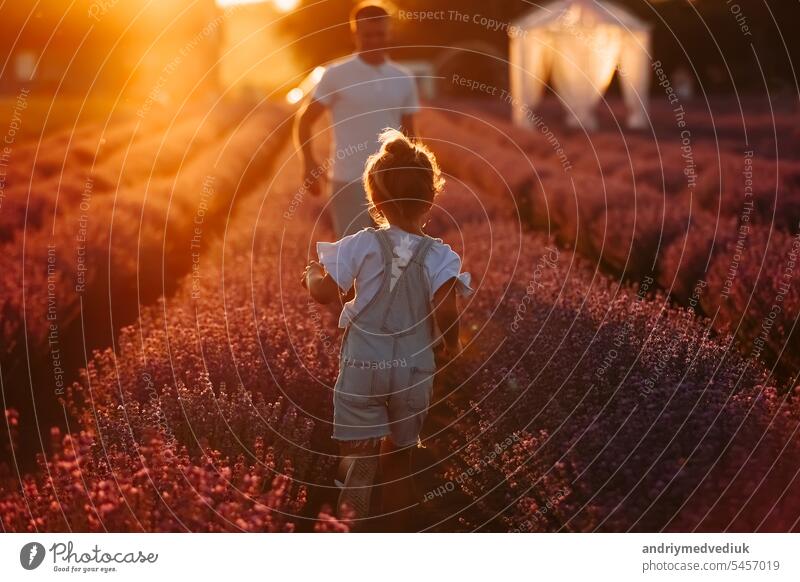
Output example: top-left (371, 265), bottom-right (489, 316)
top-left (310, 66), bottom-right (325, 83)
top-left (274, 0), bottom-right (300, 11)
top-left (215, 0), bottom-right (298, 11)
top-left (286, 66), bottom-right (325, 104)
top-left (216, 0), bottom-right (265, 6)
top-left (286, 87), bottom-right (304, 104)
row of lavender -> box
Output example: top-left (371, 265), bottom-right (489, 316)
top-left (2, 105), bottom-right (798, 532)
top-left (0, 132), bottom-right (347, 531)
top-left (419, 106), bottom-right (800, 380)
top-left (381, 161), bottom-right (800, 531)
top-left (1, 101), bottom-right (288, 367)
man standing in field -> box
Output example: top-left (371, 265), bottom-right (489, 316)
top-left (294, 1), bottom-right (420, 238)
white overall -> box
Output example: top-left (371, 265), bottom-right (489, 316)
top-left (332, 228), bottom-right (437, 447)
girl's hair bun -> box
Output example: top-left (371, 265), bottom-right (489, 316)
top-left (380, 128), bottom-right (417, 163)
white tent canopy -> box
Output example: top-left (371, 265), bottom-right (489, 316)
top-left (509, 0), bottom-right (651, 131)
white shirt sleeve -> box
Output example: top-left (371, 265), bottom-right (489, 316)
top-left (316, 230), bottom-right (371, 293)
top-left (425, 241), bottom-right (473, 299)
top-left (311, 66), bottom-right (336, 106)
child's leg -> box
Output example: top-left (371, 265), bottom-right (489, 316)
top-left (337, 437), bottom-right (382, 482)
top-left (336, 437), bottom-right (382, 526)
top-left (378, 437), bottom-right (417, 531)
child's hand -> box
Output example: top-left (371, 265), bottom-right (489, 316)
top-left (302, 261), bottom-right (342, 304)
top-left (300, 261), bottom-right (325, 289)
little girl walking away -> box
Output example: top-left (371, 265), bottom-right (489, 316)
top-left (301, 128), bottom-right (472, 531)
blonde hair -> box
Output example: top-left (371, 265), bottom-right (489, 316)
top-left (363, 128), bottom-right (445, 227)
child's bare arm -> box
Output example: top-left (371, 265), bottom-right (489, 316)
top-left (301, 261), bottom-right (341, 304)
top-left (432, 277), bottom-right (461, 356)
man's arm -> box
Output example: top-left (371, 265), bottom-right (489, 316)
top-left (294, 97), bottom-right (327, 196)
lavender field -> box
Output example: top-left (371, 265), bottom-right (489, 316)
top-left (2, 91), bottom-right (799, 532)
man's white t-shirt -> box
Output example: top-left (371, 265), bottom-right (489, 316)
top-left (312, 54), bottom-right (420, 184)
top-left (316, 226), bottom-right (473, 329)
